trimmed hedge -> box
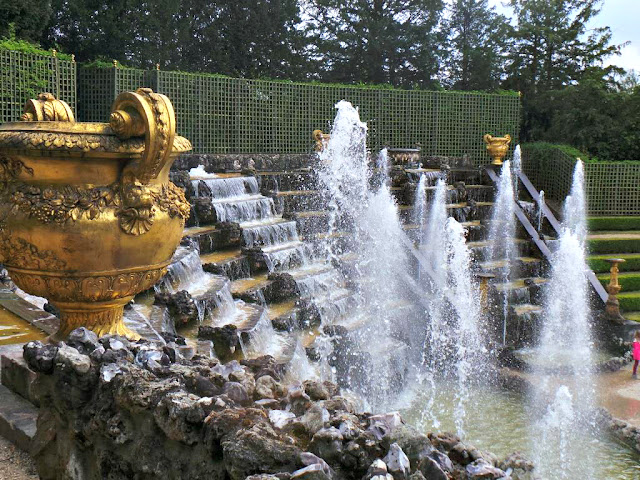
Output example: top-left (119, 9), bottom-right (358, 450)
top-left (588, 254), bottom-right (640, 273)
top-left (588, 217), bottom-right (640, 231)
top-left (588, 238), bottom-right (640, 255)
top-left (620, 292), bottom-right (640, 312)
top-left (598, 273), bottom-right (640, 292)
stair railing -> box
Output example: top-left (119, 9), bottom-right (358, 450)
top-left (486, 166), bottom-right (607, 304)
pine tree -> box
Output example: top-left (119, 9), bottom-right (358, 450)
top-left (445, 0), bottom-right (509, 91)
top-left (0, 0), bottom-right (53, 42)
top-left (504, 0), bottom-right (620, 93)
top-left (306, 0), bottom-right (445, 88)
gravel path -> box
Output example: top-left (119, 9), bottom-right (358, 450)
top-left (0, 435), bottom-right (38, 479)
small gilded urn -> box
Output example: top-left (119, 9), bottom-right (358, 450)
top-left (0, 89), bottom-right (192, 341)
top-left (483, 134), bottom-right (511, 166)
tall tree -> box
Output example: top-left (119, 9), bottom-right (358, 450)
top-left (306, 0), bottom-right (445, 88)
top-left (444, 0), bottom-right (509, 91)
top-left (0, 0), bottom-right (52, 42)
top-left (504, 0), bottom-right (620, 94)
top-left (41, 0), bottom-right (308, 79)
top-left (503, 0), bottom-right (621, 141)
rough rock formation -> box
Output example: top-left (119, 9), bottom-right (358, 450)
top-left (23, 328), bottom-right (534, 480)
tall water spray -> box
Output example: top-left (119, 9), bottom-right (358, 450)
top-left (487, 161), bottom-right (517, 344)
top-left (445, 218), bottom-right (487, 436)
top-left (413, 174), bottom-right (428, 247)
top-left (317, 101), bottom-right (412, 408)
top-left (532, 160), bottom-right (597, 479)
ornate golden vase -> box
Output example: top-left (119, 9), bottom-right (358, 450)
top-left (0, 89), bottom-right (192, 341)
top-left (483, 134), bottom-right (511, 166)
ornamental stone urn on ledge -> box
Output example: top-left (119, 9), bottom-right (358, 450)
top-left (0, 89), bottom-right (192, 341)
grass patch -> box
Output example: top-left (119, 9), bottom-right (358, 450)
top-left (598, 273), bottom-right (640, 292)
top-left (625, 312), bottom-right (640, 322)
top-left (588, 238), bottom-right (640, 254)
top-left (620, 292), bottom-right (640, 312)
top-left (588, 254), bottom-right (640, 273)
top-left (588, 217), bottom-right (640, 231)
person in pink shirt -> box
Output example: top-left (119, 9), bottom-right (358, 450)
top-left (632, 330), bottom-right (640, 379)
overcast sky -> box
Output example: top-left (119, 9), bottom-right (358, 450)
top-left (487, 0), bottom-right (639, 72)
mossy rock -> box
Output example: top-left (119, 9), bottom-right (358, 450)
top-left (588, 254), bottom-right (640, 273)
top-left (598, 273), bottom-right (640, 292)
top-left (588, 216), bottom-right (640, 231)
top-left (588, 238), bottom-right (640, 255)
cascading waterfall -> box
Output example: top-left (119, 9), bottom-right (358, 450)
top-left (531, 160), bottom-right (597, 479)
top-left (160, 247), bottom-right (238, 318)
top-left (487, 161), bottom-right (517, 344)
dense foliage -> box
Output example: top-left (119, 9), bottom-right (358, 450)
top-left (0, 0), bottom-right (637, 160)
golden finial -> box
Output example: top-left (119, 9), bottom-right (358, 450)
top-left (52, 49), bottom-right (57, 58)
top-left (71, 54), bottom-right (75, 63)
top-left (113, 59), bottom-right (118, 68)
top-left (156, 63), bottom-right (160, 71)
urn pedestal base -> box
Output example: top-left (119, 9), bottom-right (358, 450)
top-left (50, 297), bottom-right (139, 343)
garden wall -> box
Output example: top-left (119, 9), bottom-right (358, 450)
top-left (521, 144), bottom-right (640, 216)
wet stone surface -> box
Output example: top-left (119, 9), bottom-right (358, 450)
top-left (22, 328), bottom-right (533, 480)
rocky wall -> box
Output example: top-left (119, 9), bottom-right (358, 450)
top-left (173, 154), bottom-right (317, 173)
top-left (23, 328), bottom-right (536, 480)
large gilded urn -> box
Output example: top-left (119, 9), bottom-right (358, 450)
top-left (0, 89), bottom-right (192, 341)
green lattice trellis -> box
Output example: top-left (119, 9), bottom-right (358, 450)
top-left (0, 49), bottom-right (76, 123)
top-left (521, 145), bottom-right (640, 216)
top-left (75, 67), bottom-right (521, 163)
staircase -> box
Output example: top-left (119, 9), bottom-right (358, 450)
top-left (588, 216), bottom-right (640, 322)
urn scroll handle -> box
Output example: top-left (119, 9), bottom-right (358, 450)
top-left (109, 88), bottom-right (177, 185)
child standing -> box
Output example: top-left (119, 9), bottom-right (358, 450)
top-left (633, 331), bottom-right (640, 379)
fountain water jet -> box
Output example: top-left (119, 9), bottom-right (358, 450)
top-left (316, 101), bottom-right (414, 408)
top-left (487, 161), bottom-right (517, 344)
top-left (531, 160), bottom-right (597, 479)
top-left (445, 218), bottom-right (488, 437)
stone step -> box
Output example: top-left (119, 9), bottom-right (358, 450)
top-left (268, 300), bottom-right (301, 332)
top-left (289, 210), bottom-right (331, 237)
top-left (0, 344), bottom-right (38, 406)
top-left (0, 291), bottom-right (57, 338)
top-left (478, 256), bottom-right (545, 279)
top-left (256, 170), bottom-right (317, 192)
top-left (402, 184), bottom-right (495, 206)
top-left (270, 190), bottom-right (322, 215)
top-left (182, 225), bottom-right (241, 254)
top-left (200, 249), bottom-right (251, 280)
top-left (404, 220), bottom-right (486, 242)
top-left (192, 194), bottom-right (275, 225)
top-left (502, 304), bottom-right (543, 346)
top-left (230, 274), bottom-right (298, 305)
top-left (0, 384), bottom-right (37, 452)
top-left (239, 218), bottom-right (299, 248)
top-left (467, 238), bottom-right (532, 262)
top-left (242, 241), bottom-right (311, 274)
top-left (398, 201), bottom-right (495, 223)
top-left (492, 277), bottom-right (548, 304)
